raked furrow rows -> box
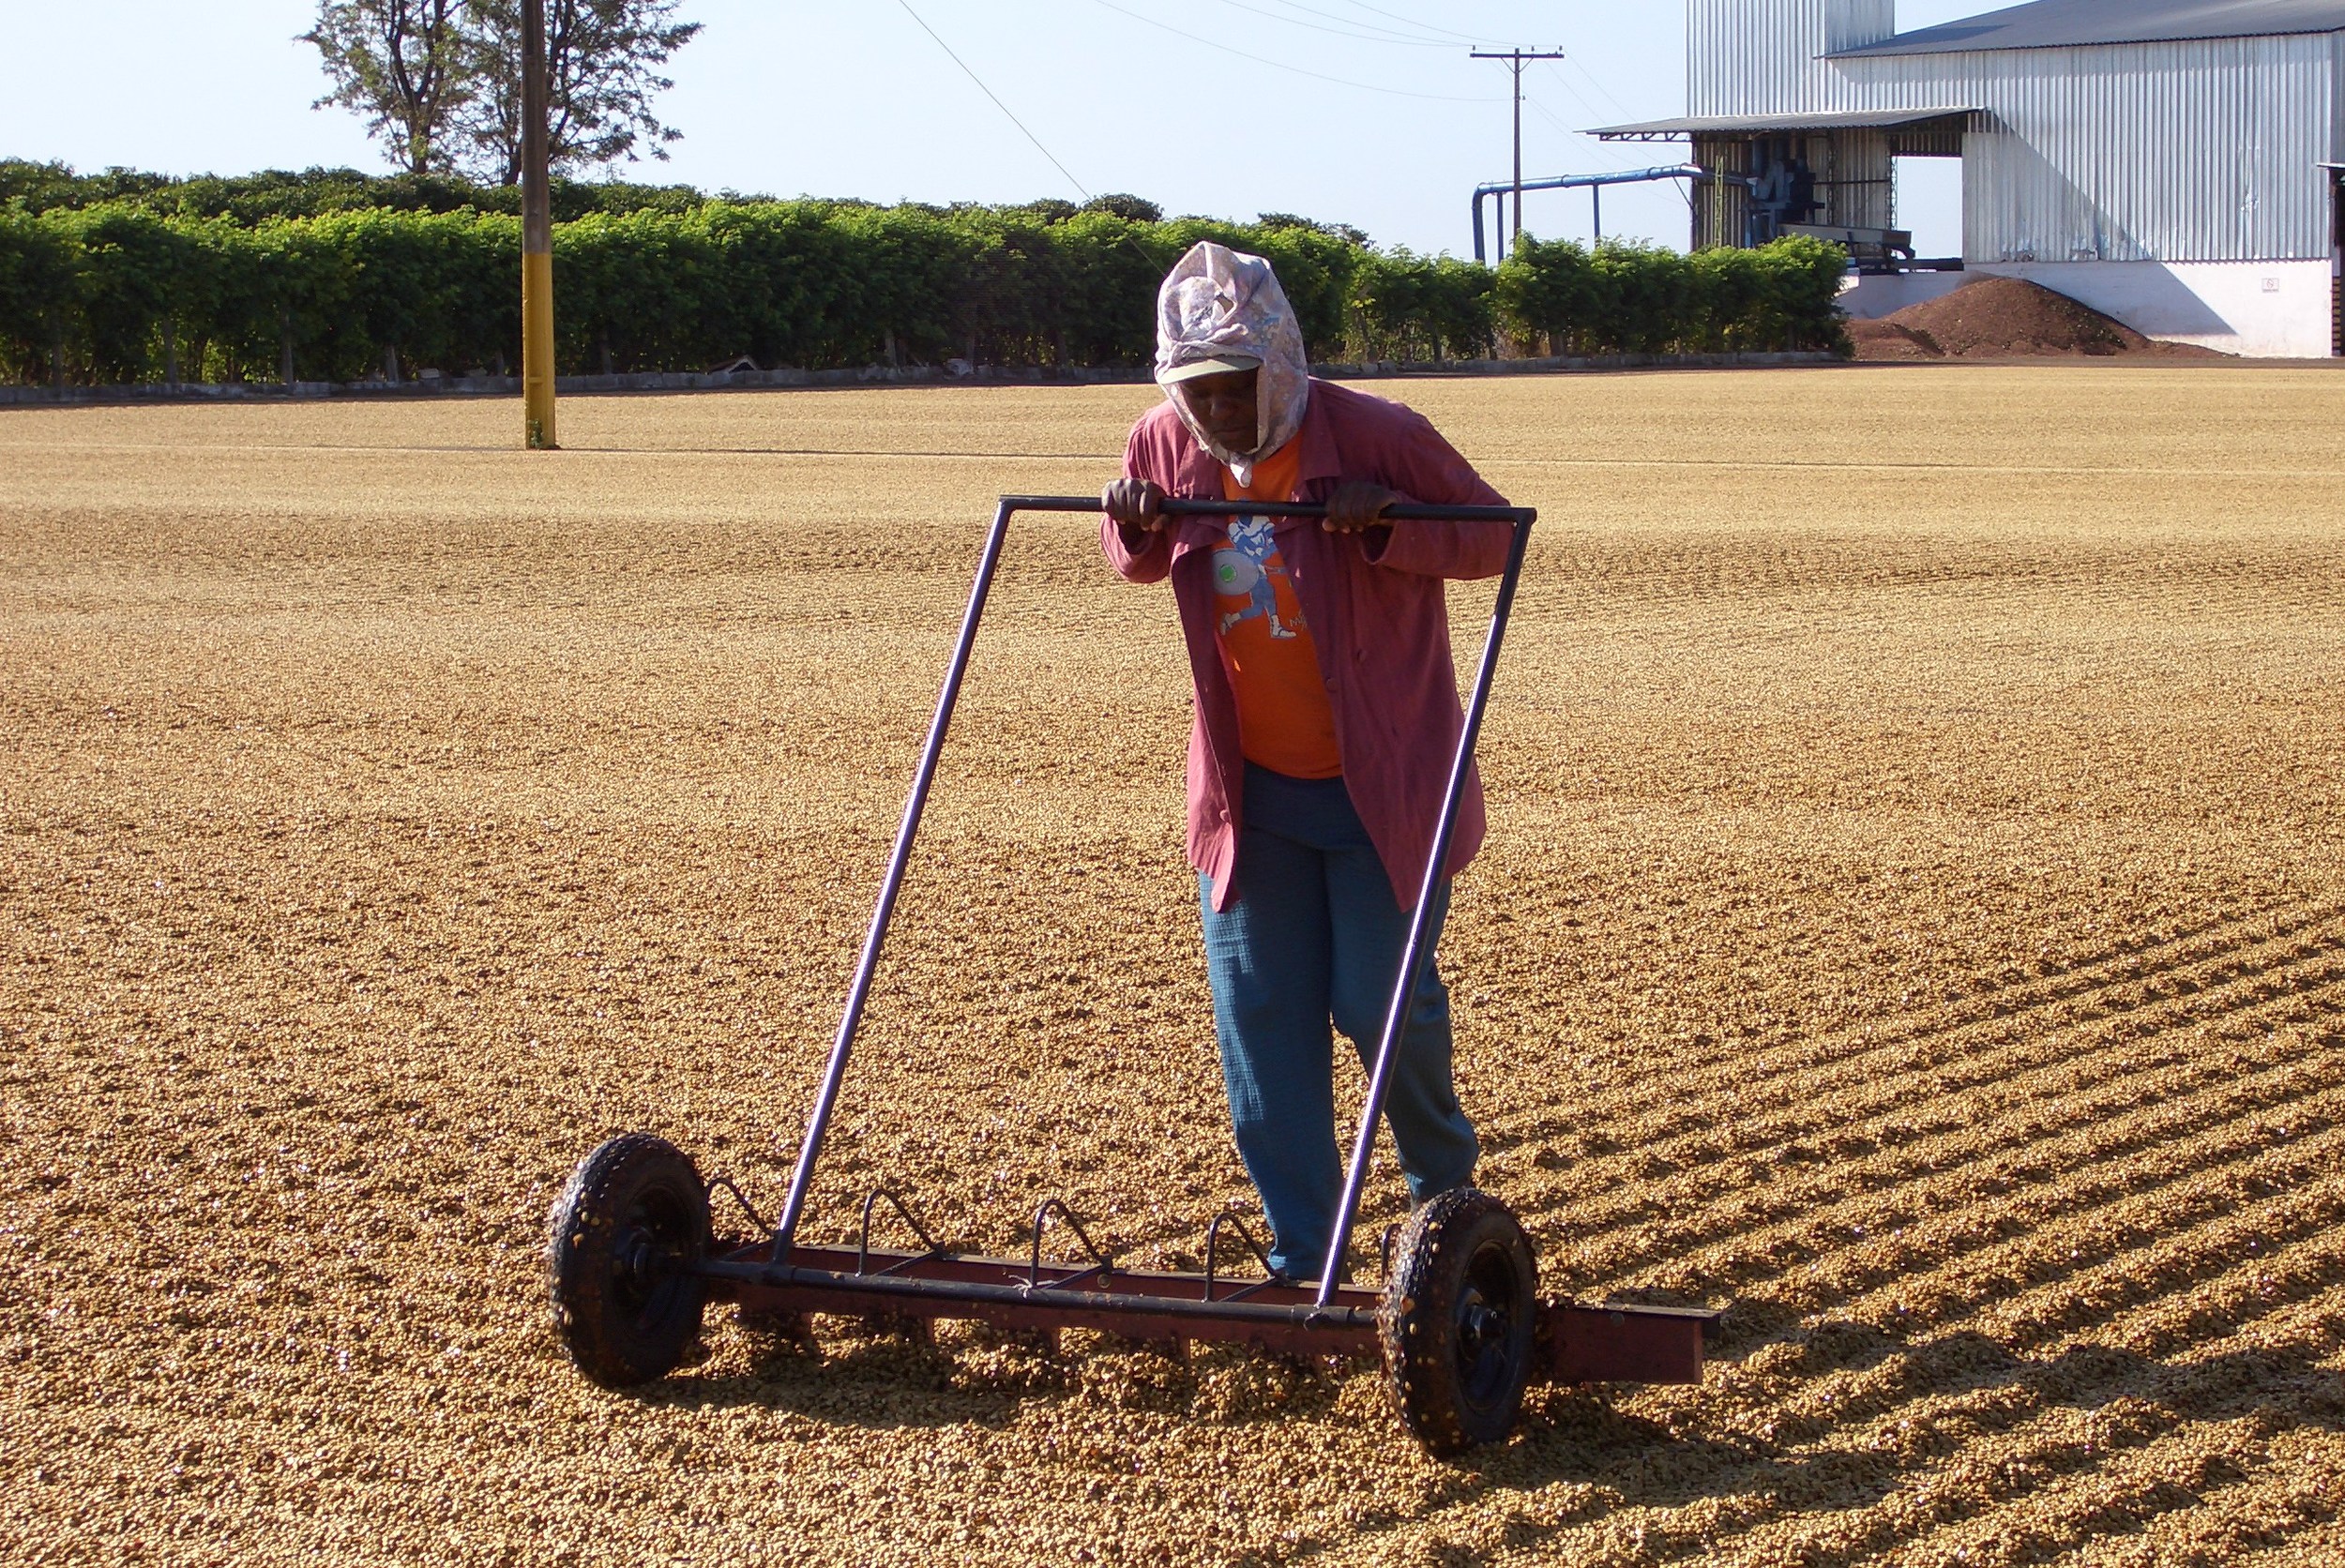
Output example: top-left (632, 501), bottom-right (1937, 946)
top-left (8, 372), bottom-right (2343, 1566)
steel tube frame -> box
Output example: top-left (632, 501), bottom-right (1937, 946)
top-left (770, 494), bottom-right (1533, 1270)
top-left (770, 497), bottom-right (1018, 1257)
top-left (730, 497), bottom-right (1727, 1390)
top-left (1316, 507), bottom-right (1530, 1301)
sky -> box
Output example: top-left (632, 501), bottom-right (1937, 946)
top-left (2, 0), bottom-right (1992, 258)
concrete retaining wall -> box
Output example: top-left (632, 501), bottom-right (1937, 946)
top-left (1841, 260), bottom-right (2338, 358)
top-left (0, 351), bottom-right (1838, 408)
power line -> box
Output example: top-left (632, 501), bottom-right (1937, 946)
top-left (895, 0), bottom-right (1093, 200)
top-left (1520, 66), bottom-right (1642, 169)
top-left (1327, 0), bottom-right (1482, 44)
top-left (1545, 56), bottom-right (1636, 126)
top-left (1524, 67), bottom-right (1604, 133)
top-left (895, 0), bottom-right (1201, 290)
top-left (1088, 0), bottom-right (1500, 102)
top-left (1522, 95), bottom-right (1641, 173)
top-left (1222, 0), bottom-right (1457, 46)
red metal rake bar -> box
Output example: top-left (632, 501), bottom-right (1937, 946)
top-left (700, 1239), bottom-right (1715, 1380)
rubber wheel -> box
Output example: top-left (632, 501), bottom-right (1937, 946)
top-left (547, 1133), bottom-right (709, 1388)
top-left (1378, 1187), bottom-right (1537, 1455)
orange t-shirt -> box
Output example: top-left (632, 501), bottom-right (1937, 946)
top-left (1212, 440), bottom-right (1342, 779)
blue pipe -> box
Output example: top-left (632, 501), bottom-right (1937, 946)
top-left (1472, 164), bottom-right (1718, 264)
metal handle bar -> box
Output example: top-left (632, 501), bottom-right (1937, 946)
top-left (770, 492), bottom-right (1535, 1288)
top-left (1000, 493), bottom-right (1536, 525)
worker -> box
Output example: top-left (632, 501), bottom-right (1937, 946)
top-left (1098, 241), bottom-right (1513, 1284)
top-left (1748, 149), bottom-right (1791, 244)
top-left (1787, 156), bottom-right (1821, 224)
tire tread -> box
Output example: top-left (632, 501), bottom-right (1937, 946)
top-left (547, 1132), bottom-right (709, 1388)
top-left (1378, 1186), bottom-right (1536, 1456)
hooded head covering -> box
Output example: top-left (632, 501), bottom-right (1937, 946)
top-left (1154, 242), bottom-right (1310, 487)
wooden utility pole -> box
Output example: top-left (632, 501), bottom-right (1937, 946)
top-left (1472, 48), bottom-right (1566, 261)
top-left (521, 0), bottom-right (557, 448)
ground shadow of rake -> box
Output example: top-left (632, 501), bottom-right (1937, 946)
top-left (1482, 894), bottom-right (2343, 1159)
top-left (1486, 901), bottom-right (2345, 1243)
top-left (1287, 1323), bottom-right (2345, 1566)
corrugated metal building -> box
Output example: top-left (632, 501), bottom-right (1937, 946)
top-left (1597, 1), bottom-right (2345, 356)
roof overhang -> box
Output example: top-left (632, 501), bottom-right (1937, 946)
top-left (1830, 0), bottom-right (2345, 59)
top-left (1594, 109), bottom-right (1979, 142)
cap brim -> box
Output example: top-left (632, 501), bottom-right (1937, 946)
top-left (1158, 354), bottom-right (1262, 384)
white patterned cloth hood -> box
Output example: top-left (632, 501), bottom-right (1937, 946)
top-left (1153, 242), bottom-right (1311, 488)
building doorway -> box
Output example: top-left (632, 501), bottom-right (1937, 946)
top-left (1895, 155), bottom-right (1963, 264)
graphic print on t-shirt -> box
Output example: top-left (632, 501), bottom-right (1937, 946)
top-left (1211, 435), bottom-right (1339, 778)
top-left (1214, 518), bottom-right (1303, 640)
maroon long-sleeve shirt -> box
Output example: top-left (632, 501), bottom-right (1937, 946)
top-left (1100, 379), bottom-right (1514, 912)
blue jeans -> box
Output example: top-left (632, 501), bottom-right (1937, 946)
top-left (1200, 764), bottom-right (1479, 1281)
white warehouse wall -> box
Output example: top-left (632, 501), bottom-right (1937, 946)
top-left (1936, 36), bottom-right (2339, 264)
top-left (1689, 0), bottom-right (1896, 113)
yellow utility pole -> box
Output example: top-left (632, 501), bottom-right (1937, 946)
top-left (521, 0), bottom-right (557, 448)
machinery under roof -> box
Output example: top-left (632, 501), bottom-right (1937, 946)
top-left (1593, 107), bottom-right (1978, 139)
top-left (1829, 0), bottom-right (2345, 57)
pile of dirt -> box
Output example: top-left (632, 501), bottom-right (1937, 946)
top-left (1849, 275), bottom-right (2226, 360)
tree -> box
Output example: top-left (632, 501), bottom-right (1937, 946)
top-left (1081, 193), bottom-right (1161, 224)
top-left (1258, 212), bottom-right (1371, 249)
top-left (0, 205), bottom-right (83, 385)
top-left (455, 0), bottom-right (702, 185)
top-left (302, 0), bottom-right (474, 174)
